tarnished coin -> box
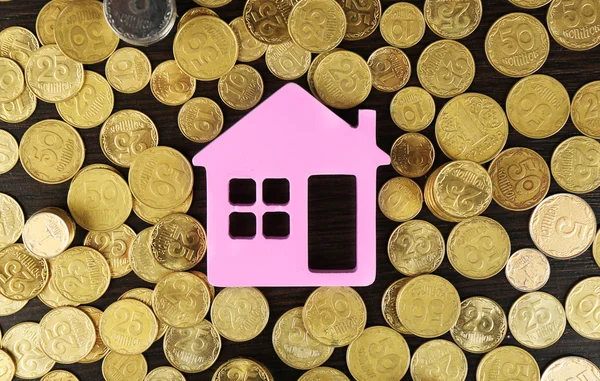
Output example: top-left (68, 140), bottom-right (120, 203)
top-left (212, 358), bottom-right (274, 381)
top-left (388, 220), bottom-right (444, 276)
top-left (0, 193), bottom-right (23, 248)
top-left (153, 272), bottom-right (211, 328)
top-left (38, 258), bottom-right (79, 309)
top-left (145, 367), bottom-right (186, 381)
top-left (0, 351), bottom-right (15, 381)
top-left (1, 322), bottom-right (55, 379)
top-left (565, 277), bottom-right (600, 340)
top-left (476, 346), bottom-right (540, 381)
top-left (104, 0), bottom-right (176, 46)
top-left (133, 193), bottom-right (193, 225)
top-left (381, 278), bottom-right (412, 335)
top-left (129, 227), bottom-right (173, 284)
top-left (218, 64), bottom-right (264, 110)
top-left (41, 370), bottom-right (79, 381)
top-left (85, 224), bottom-right (135, 278)
top-left (509, 0), bottom-right (551, 8)
top-left (0, 293), bottom-right (27, 316)
top-left (151, 213), bottom-right (206, 271)
top-left (508, 291), bottom-right (566, 349)
top-left (36, 0), bottom-right (72, 45)
top-left (551, 136), bottom-right (600, 194)
top-left (367, 46), bottom-right (410, 93)
top-left (212, 287), bottom-right (270, 342)
top-left (0, 57), bottom-right (24, 102)
top-left (378, 177), bottom-right (423, 222)
top-left (0, 130), bottom-right (17, 175)
top-left (572, 81), bottom-right (600, 138)
top-left (380, 2), bottom-right (426, 49)
top-left (391, 133), bottom-right (434, 178)
top-left (488, 147), bottom-right (551, 211)
top-left (273, 307), bottom-right (334, 370)
top-left (450, 297), bottom-right (507, 354)
top-left (0, 26), bottom-right (40, 68)
top-left (150, 60), bottom-right (196, 106)
top-left (390, 87), bottom-right (436, 132)
top-left (119, 288), bottom-right (168, 341)
top-left (265, 40), bottom-right (311, 81)
top-left (230, 16), bottom-right (267, 63)
top-left (0, 87), bottom-right (37, 124)
top-left (178, 97), bottom-right (224, 143)
top-left (424, 0), bottom-right (483, 39)
top-left (548, 0), bottom-right (600, 51)
top-left (505, 248), bottom-right (551, 293)
top-left (288, 0), bottom-right (346, 53)
top-left (411, 340), bottom-right (467, 381)
top-left (298, 367), bottom-right (350, 381)
top-left (417, 40), bottom-right (475, 98)
top-left (39, 306), bottom-right (96, 364)
top-left (164, 320), bottom-right (221, 373)
top-left (102, 352), bottom-right (147, 381)
top-left (79, 305), bottom-right (110, 364)
top-left (336, 0), bottom-right (381, 41)
top-left (529, 193), bottom-right (596, 259)
top-left (105, 48), bottom-right (152, 94)
top-left (0, 244), bottom-right (48, 301)
top-left (23, 207), bottom-right (75, 259)
top-left (542, 357), bottom-right (600, 381)
top-left (100, 299), bottom-right (158, 355)
top-left (243, 0), bottom-right (294, 44)
top-left (180, 7), bottom-right (219, 30)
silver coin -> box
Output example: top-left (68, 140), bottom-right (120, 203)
top-left (104, 0), bottom-right (177, 46)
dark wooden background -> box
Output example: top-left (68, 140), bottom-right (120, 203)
top-left (1, 0), bottom-right (600, 380)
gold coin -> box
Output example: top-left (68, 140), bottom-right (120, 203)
top-left (509, 291), bottom-right (566, 349)
top-left (509, 0), bottom-right (551, 9)
top-left (488, 147), bottom-right (551, 211)
top-left (150, 213), bottom-right (206, 271)
top-left (179, 7), bottom-right (220, 30)
top-left (38, 257), bottom-right (79, 308)
top-left (100, 109), bottom-right (159, 168)
top-left (314, 50), bottom-right (372, 109)
top-left (307, 50), bottom-right (337, 99)
top-left (36, 0), bottom-right (72, 45)
top-left (288, 0), bottom-right (346, 53)
top-left (595, 230), bottom-right (600, 269)
top-left (476, 346), bottom-right (540, 381)
top-left (381, 278), bottom-right (412, 335)
top-left (0, 244), bottom-right (48, 301)
top-left (0, 87), bottom-right (37, 124)
top-left (0, 57), bottom-right (24, 102)
top-left (505, 248), bottom-right (551, 292)
top-left (105, 48), bottom-right (152, 94)
top-left (565, 277), bottom-right (600, 340)
top-left (0, 193), bottom-right (23, 249)
top-left (102, 352), bottom-right (147, 381)
top-left (0, 131), bottom-right (17, 175)
top-left (41, 370), bottom-right (79, 381)
top-left (367, 46), bottom-right (410, 93)
top-left (273, 307), bottom-right (334, 370)
top-left (193, 0), bottom-right (231, 7)
top-left (417, 40), bottom-right (475, 98)
top-left (396, 274), bottom-right (461, 338)
top-left (447, 216), bottom-right (511, 280)
top-left (530, 193), bottom-right (596, 259)
top-left (551, 136), bottom-right (600, 194)
top-left (55, 0), bottom-right (119, 64)
top-left (542, 357), bottom-right (600, 380)
top-left (73, 163), bottom-right (121, 180)
top-left (424, 0), bottom-right (482, 39)
top-left (298, 367), bottom-right (350, 381)
top-left (229, 16), bottom-right (267, 63)
top-left (163, 320), bottom-right (221, 373)
top-left (212, 287), bottom-right (270, 342)
top-left (129, 227), bottom-right (173, 284)
top-left (380, 2), bottom-right (425, 49)
top-left (0, 26), bottom-right (40, 68)
top-left (178, 97), bottom-right (223, 143)
top-left (1, 322), bottom-right (55, 379)
top-left (390, 87), bottom-right (436, 132)
top-left (39, 306), bottom-right (96, 364)
top-left (0, 350), bottom-right (14, 381)
top-left (132, 193), bottom-right (193, 225)
top-left (145, 366), bottom-right (186, 381)
top-left (450, 297), bottom-right (507, 354)
top-left (243, 0), bottom-right (293, 44)
top-left (85, 224), bottom-right (135, 278)
top-left (218, 64), bottom-right (264, 110)
top-left (303, 286), bottom-right (366, 347)
top-left (572, 81), bottom-right (600, 138)
top-left (213, 358), bottom-right (274, 381)
top-left (129, 146), bottom-right (193, 209)
top-left (23, 207), bottom-right (75, 258)
top-left (336, 0), bottom-right (381, 41)
top-left (118, 288), bottom-right (168, 341)
top-left (391, 133), bottom-right (434, 178)
top-left (548, 0), bottom-right (600, 51)
top-left (173, 16), bottom-right (238, 81)
top-left (0, 293), bottom-right (27, 316)
top-left (153, 271), bottom-right (211, 328)
top-left (485, 13), bottom-right (550, 77)
top-left (79, 305), bottom-right (110, 363)
top-left (100, 299), bottom-right (158, 355)
top-left (388, 220), bottom-right (444, 276)
top-left (150, 60), bottom-right (196, 106)
top-left (68, 167), bottom-right (132, 232)
top-left (25, 44), bottom-right (84, 103)
top-left (190, 271), bottom-right (215, 301)
top-left (52, 246), bottom-right (111, 304)
top-left (265, 40), bottom-right (311, 81)
top-left (378, 177), bottom-right (423, 222)
top-left (411, 339), bottom-right (467, 381)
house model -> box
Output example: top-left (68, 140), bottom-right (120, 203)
top-left (193, 83), bottom-right (389, 287)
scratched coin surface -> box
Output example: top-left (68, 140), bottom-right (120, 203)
top-left (150, 213), bottom-right (207, 271)
top-left (129, 227), bottom-right (173, 284)
top-left (178, 97), bottom-right (224, 143)
top-left (105, 48), bottom-right (152, 94)
top-left (100, 299), bottom-right (158, 355)
top-left (381, 278), bottom-right (412, 335)
top-left (39, 306), bottom-right (96, 364)
top-left (378, 177), bottom-right (423, 222)
top-left (380, 2), bottom-right (426, 49)
top-left (390, 87), bottom-right (436, 132)
top-left (565, 277), bottom-right (600, 340)
top-left (163, 320), bottom-right (221, 373)
top-left (542, 356), bottom-right (600, 381)
top-left (572, 81), bottom-right (600, 138)
top-left (505, 248), bottom-right (551, 292)
top-left (212, 358), bottom-right (274, 381)
top-left (0, 26), bottom-right (40, 68)
top-left (288, 0), bottom-right (346, 53)
top-left (1, 322), bottom-right (55, 379)
top-left (102, 352), bottom-right (147, 381)
top-left (547, 0), bottom-right (600, 51)
top-left (230, 16), bottom-right (267, 63)
top-left (79, 305), bottom-right (110, 363)
top-left (0, 244), bottom-right (48, 301)
top-left (150, 60), bottom-right (196, 106)
top-left (388, 220), bottom-right (444, 276)
top-left (0, 87), bottom-right (37, 124)
top-left (104, 0), bottom-right (176, 46)
top-left (411, 339), bottom-right (468, 381)
top-left (367, 46), bottom-right (411, 93)
top-left (450, 297), bottom-right (507, 354)
top-left (551, 136), bottom-right (600, 194)
top-left (153, 271), bottom-right (211, 328)
top-left (391, 133), bottom-right (435, 178)
top-left (265, 40), bottom-right (311, 80)
top-left (84, 224), bottom-right (135, 278)
top-left (424, 0), bottom-right (483, 39)
top-left (476, 346), bottom-right (540, 381)
top-left (0, 193), bottom-right (24, 249)
top-left (243, 0), bottom-right (294, 44)
top-left (212, 287), bottom-right (270, 342)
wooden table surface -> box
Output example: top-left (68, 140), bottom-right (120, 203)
top-left (1, 0), bottom-right (600, 380)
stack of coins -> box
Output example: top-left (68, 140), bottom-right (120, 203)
top-left (22, 207), bottom-right (75, 258)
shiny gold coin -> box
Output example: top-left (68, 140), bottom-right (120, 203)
top-left (190, 271), bottom-right (215, 301)
top-left (381, 278), bottom-right (412, 335)
top-left (488, 147), bottom-right (551, 211)
top-left (68, 167), bottom-right (132, 231)
top-left (129, 227), bottom-right (173, 284)
top-left (485, 13), bottom-right (550, 77)
top-left (542, 356), bottom-right (600, 380)
top-left (36, 0), bottom-right (72, 45)
top-left (129, 146), bottom-right (193, 209)
top-left (132, 193), bottom-right (193, 225)
top-left (150, 213), bottom-right (206, 271)
top-left (417, 40), bottom-right (475, 98)
top-left (193, 0), bottom-right (231, 7)
top-left (0, 87), bottom-right (37, 124)
top-left (38, 257), bottom-right (79, 309)
top-left (0, 131), bottom-right (18, 174)
top-left (41, 370), bottom-right (79, 381)
top-left (411, 339), bottom-right (467, 381)
top-left (52, 246), bottom-right (111, 304)
top-left (396, 274), bottom-right (461, 338)
top-left (378, 177), bottom-right (423, 222)
top-left (572, 81), bottom-right (600, 138)
top-left (174, 16), bottom-right (238, 81)
top-left (509, 0), bottom-right (551, 9)
top-left (288, 0), bottom-right (346, 53)
top-left (0, 350), bottom-right (15, 381)
top-left (105, 48), bottom-right (152, 94)
top-left (212, 287), bottom-right (270, 342)
top-left (102, 352), bottom-right (147, 381)
top-left (548, 0), bottom-right (600, 51)
top-left (119, 288), bottom-right (168, 341)
top-left (448, 216), bottom-right (511, 280)
top-left (150, 60), bottom-right (196, 106)
top-left (85, 224), bottom-right (135, 278)
top-left (391, 133), bottom-right (434, 178)
top-left (39, 306), bottom-right (96, 364)
top-left (476, 346), bottom-right (540, 381)
top-left (145, 366), bottom-right (185, 381)
top-left (0, 293), bottom-right (27, 316)
top-left (298, 367), bottom-right (350, 381)
top-left (73, 163), bottom-right (121, 180)
top-left (380, 2), bottom-right (425, 49)
top-left (212, 358), bottom-right (274, 381)
top-left (1, 322), bottom-right (55, 379)
top-left (23, 207), bottom-right (75, 258)
top-left (229, 16), bottom-right (267, 63)
top-left (529, 193), bottom-right (596, 259)
top-left (551, 136), bottom-right (600, 194)
top-left (0, 193), bottom-right (23, 249)
top-left (368, 46), bottom-right (410, 93)
top-left (100, 299), bottom-right (158, 355)
top-left (0, 26), bottom-right (40, 68)
top-left (565, 277), bottom-right (600, 340)
top-left (55, 0), bottom-right (119, 64)
top-left (218, 64), bottom-right (264, 110)
top-left (273, 307), bottom-right (334, 370)
top-left (307, 50), bottom-right (337, 99)
top-left (0, 58), bottom-right (23, 103)
top-left (594, 230), bottom-right (600, 269)
top-left (450, 297), bottom-right (507, 354)
top-left (505, 248), bottom-right (551, 293)
top-left (390, 87), bottom-right (436, 132)
top-left (163, 320), bottom-right (221, 373)
top-left (153, 271), bottom-right (211, 328)
top-left (313, 50), bottom-right (372, 109)
top-left (0, 244), bottom-right (48, 301)
top-left (424, 0), bottom-right (482, 39)
top-left (508, 291), bottom-right (566, 349)
top-left (335, 0), bottom-right (381, 41)
top-left (243, 0), bottom-right (293, 44)
top-left (79, 305), bottom-right (110, 363)
top-left (265, 40), bottom-right (311, 81)
top-left (178, 97), bottom-right (223, 143)
top-left (179, 7), bottom-right (220, 30)
top-left (388, 220), bottom-right (444, 276)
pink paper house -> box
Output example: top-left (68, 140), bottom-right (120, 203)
top-left (193, 83), bottom-right (389, 287)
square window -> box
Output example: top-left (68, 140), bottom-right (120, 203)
top-left (263, 212), bottom-right (290, 238)
top-left (229, 179), bottom-right (256, 205)
top-left (263, 179), bottom-right (289, 204)
top-left (229, 213), bottom-right (256, 238)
